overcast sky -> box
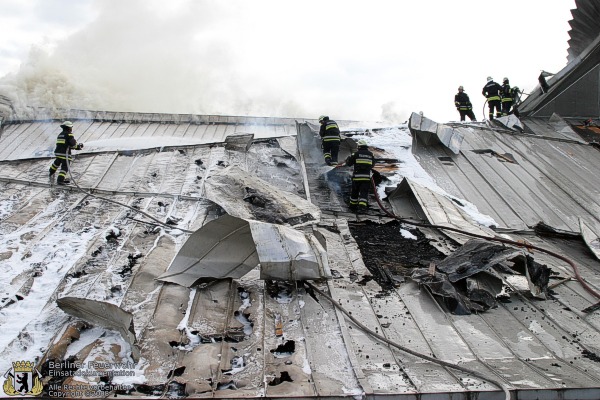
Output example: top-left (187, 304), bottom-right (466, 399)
top-left (0, 0), bottom-right (576, 123)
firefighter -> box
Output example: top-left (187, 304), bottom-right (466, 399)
top-left (482, 76), bottom-right (502, 120)
top-left (454, 86), bottom-right (477, 121)
top-left (511, 86), bottom-right (521, 117)
top-left (501, 77), bottom-right (513, 116)
top-left (49, 121), bottom-right (84, 185)
top-left (344, 139), bottom-right (375, 214)
top-left (318, 115), bottom-right (341, 165)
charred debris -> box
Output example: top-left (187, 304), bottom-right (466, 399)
top-left (349, 220), bottom-right (557, 315)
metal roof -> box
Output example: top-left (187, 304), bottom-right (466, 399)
top-left (0, 111), bottom-right (298, 161)
top-left (1, 111), bottom-right (600, 399)
top-left (567, 0), bottom-right (600, 63)
top-left (408, 113), bottom-right (600, 234)
top-left (519, 0), bottom-right (600, 118)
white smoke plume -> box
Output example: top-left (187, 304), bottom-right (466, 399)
top-left (0, 0), bottom-right (574, 123)
top-left (0, 0), bottom-right (314, 120)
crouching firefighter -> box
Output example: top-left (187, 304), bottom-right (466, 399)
top-left (344, 139), bottom-right (375, 214)
top-left (49, 121), bottom-right (84, 185)
top-left (318, 115), bottom-right (341, 165)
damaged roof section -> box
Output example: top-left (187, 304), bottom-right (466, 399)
top-left (407, 112), bottom-right (600, 235)
top-left (386, 177), bottom-right (496, 243)
top-left (410, 239), bottom-right (553, 315)
top-left (157, 214), bottom-right (330, 285)
top-left (203, 165), bottom-right (320, 226)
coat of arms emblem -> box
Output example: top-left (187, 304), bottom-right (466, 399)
top-left (3, 361), bottom-right (43, 396)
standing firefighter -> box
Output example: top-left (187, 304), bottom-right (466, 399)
top-left (501, 77), bottom-right (513, 116)
top-left (482, 76), bottom-right (502, 120)
top-left (454, 86), bottom-right (476, 121)
top-left (49, 121), bottom-right (84, 185)
top-left (318, 115), bottom-right (341, 165)
top-left (344, 139), bottom-right (375, 214)
top-left (510, 86), bottom-right (521, 117)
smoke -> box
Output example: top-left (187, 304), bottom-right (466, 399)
top-left (380, 102), bottom-right (410, 125)
top-left (1, 0), bottom-right (573, 123)
top-left (0, 0), bottom-right (314, 119)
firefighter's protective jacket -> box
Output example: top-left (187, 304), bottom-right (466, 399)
top-left (345, 146), bottom-right (375, 181)
top-left (482, 80), bottom-right (502, 101)
top-left (319, 120), bottom-right (341, 143)
top-left (454, 92), bottom-right (473, 110)
top-left (501, 82), bottom-right (513, 103)
top-left (54, 128), bottom-right (81, 159)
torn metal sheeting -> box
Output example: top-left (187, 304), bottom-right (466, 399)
top-left (440, 238), bottom-right (553, 300)
top-left (251, 222), bottom-right (331, 281)
top-left (580, 217), bottom-right (600, 260)
top-left (158, 214), bottom-right (330, 285)
top-left (548, 113), bottom-right (587, 142)
top-left (225, 133), bottom-right (254, 151)
top-left (494, 115), bottom-right (525, 132)
top-left (56, 297), bottom-right (140, 361)
top-left (203, 165), bottom-right (320, 226)
top-left (413, 238), bottom-right (556, 314)
top-left (436, 239), bottom-right (523, 283)
top-left (470, 148), bottom-right (518, 164)
top-left (276, 136), bottom-right (299, 160)
top-left (466, 274), bottom-right (503, 308)
top-left (409, 112), bottom-right (465, 154)
top-left (157, 214), bottom-right (259, 286)
top-left (387, 178), bottom-right (496, 243)
top-left (410, 269), bottom-right (482, 315)
top-left (523, 254), bottom-right (553, 299)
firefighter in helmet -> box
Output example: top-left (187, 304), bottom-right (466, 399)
top-left (344, 139), bottom-right (375, 214)
top-left (49, 121), bottom-right (84, 185)
top-left (318, 115), bottom-right (341, 165)
top-left (454, 86), bottom-right (477, 121)
top-left (482, 76), bottom-right (502, 120)
top-left (501, 77), bottom-right (513, 116)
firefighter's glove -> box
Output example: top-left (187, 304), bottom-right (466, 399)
top-left (76, 143), bottom-right (84, 150)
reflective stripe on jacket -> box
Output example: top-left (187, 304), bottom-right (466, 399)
top-left (501, 83), bottom-right (513, 102)
top-left (454, 92), bottom-right (473, 110)
top-left (54, 128), bottom-right (78, 159)
top-left (345, 147), bottom-right (374, 181)
top-left (482, 81), bottom-right (502, 102)
top-left (319, 120), bottom-right (341, 142)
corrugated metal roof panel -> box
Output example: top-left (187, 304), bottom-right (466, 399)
top-left (2, 109), bottom-right (600, 399)
top-left (567, 0), bottom-right (600, 63)
top-left (410, 116), bottom-right (600, 233)
top-left (0, 114), bottom-right (298, 161)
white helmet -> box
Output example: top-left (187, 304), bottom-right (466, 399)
top-left (357, 139), bottom-right (368, 147)
top-left (61, 121), bottom-right (74, 128)
top-left (487, 76), bottom-right (493, 82)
